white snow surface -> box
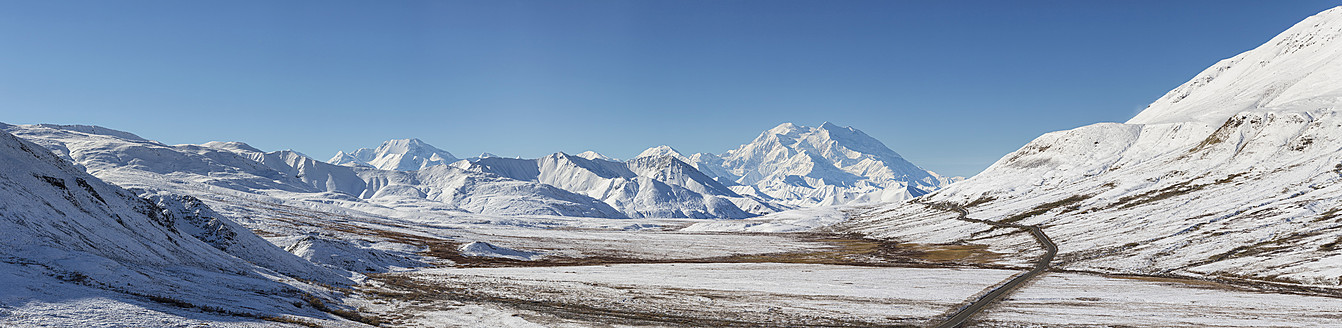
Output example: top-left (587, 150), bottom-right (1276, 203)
top-left (0, 261), bottom-right (307, 328)
top-left (979, 273), bottom-right (1342, 327)
top-left (1131, 6), bottom-right (1342, 125)
top-left (400, 263), bottom-right (1018, 326)
top-left (271, 235), bottom-right (425, 275)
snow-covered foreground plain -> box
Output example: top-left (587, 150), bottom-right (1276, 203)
top-left (978, 273), bottom-right (1342, 327)
top-left (368, 263), bottom-right (1018, 327)
top-left (354, 261), bottom-right (1342, 327)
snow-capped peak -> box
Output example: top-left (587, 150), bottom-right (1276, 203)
top-left (1129, 6), bottom-right (1342, 125)
top-left (719, 122), bottom-right (946, 206)
top-left (636, 145), bottom-right (687, 161)
top-left (766, 122), bottom-right (802, 135)
top-left (329, 138), bottom-right (459, 171)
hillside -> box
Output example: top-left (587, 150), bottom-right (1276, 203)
top-left (0, 127), bottom-right (354, 326)
top-left (843, 6), bottom-right (1342, 287)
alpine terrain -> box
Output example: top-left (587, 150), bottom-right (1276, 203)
top-left (845, 6), bottom-right (1342, 287)
top-left (647, 122), bottom-right (961, 207)
top-left (0, 126), bottom-right (359, 326)
top-left (7, 5), bottom-right (1342, 328)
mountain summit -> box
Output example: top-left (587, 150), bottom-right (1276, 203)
top-left (330, 138), bottom-right (459, 171)
top-left (637, 122), bottom-right (955, 207)
top-left (720, 122), bottom-right (951, 206)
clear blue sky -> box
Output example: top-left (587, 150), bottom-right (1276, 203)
top-left (1, 1), bottom-right (1338, 177)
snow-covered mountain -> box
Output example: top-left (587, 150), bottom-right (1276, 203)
top-left (453, 152), bottom-right (770, 218)
top-left (324, 123), bottom-right (953, 216)
top-left (331, 138), bottom-right (458, 171)
top-left (5, 124), bottom-right (627, 218)
top-left (845, 6), bottom-right (1342, 286)
top-left (356, 163), bottom-right (628, 218)
top-left (208, 141), bottom-right (370, 196)
top-left (0, 127), bottom-right (349, 322)
top-left (639, 123), bottom-right (957, 207)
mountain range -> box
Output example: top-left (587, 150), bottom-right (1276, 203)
top-left (2, 122), bottom-right (951, 221)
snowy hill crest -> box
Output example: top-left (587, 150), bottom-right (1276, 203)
top-left (849, 6), bottom-right (1342, 287)
top-left (1130, 6), bottom-right (1342, 125)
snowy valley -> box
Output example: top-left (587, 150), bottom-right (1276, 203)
top-left (6, 5), bottom-right (1342, 328)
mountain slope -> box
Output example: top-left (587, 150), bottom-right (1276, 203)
top-left (1130, 7), bottom-right (1342, 125)
top-left (844, 6), bottom-right (1342, 287)
top-left (207, 141), bottom-right (369, 196)
top-left (0, 128), bottom-right (347, 322)
top-left (357, 164), bottom-right (628, 218)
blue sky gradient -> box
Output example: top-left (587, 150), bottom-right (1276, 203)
top-left (2, 0), bottom-right (1339, 177)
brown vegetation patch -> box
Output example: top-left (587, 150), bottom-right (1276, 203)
top-left (1200, 231), bottom-right (1327, 265)
top-left (895, 243), bottom-right (1001, 264)
top-left (1189, 115), bottom-right (1243, 154)
top-left (1319, 235), bottom-right (1342, 251)
top-left (1314, 208), bottom-right (1342, 223)
top-left (964, 195), bottom-right (997, 208)
top-left (999, 194), bottom-right (1090, 224)
top-left (1109, 173), bottom-right (1243, 210)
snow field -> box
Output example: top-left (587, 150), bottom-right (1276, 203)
top-left (386, 263), bottom-right (1019, 327)
top-left (979, 273), bottom-right (1342, 327)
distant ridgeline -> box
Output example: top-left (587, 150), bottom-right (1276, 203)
top-left (5, 122), bottom-right (956, 220)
